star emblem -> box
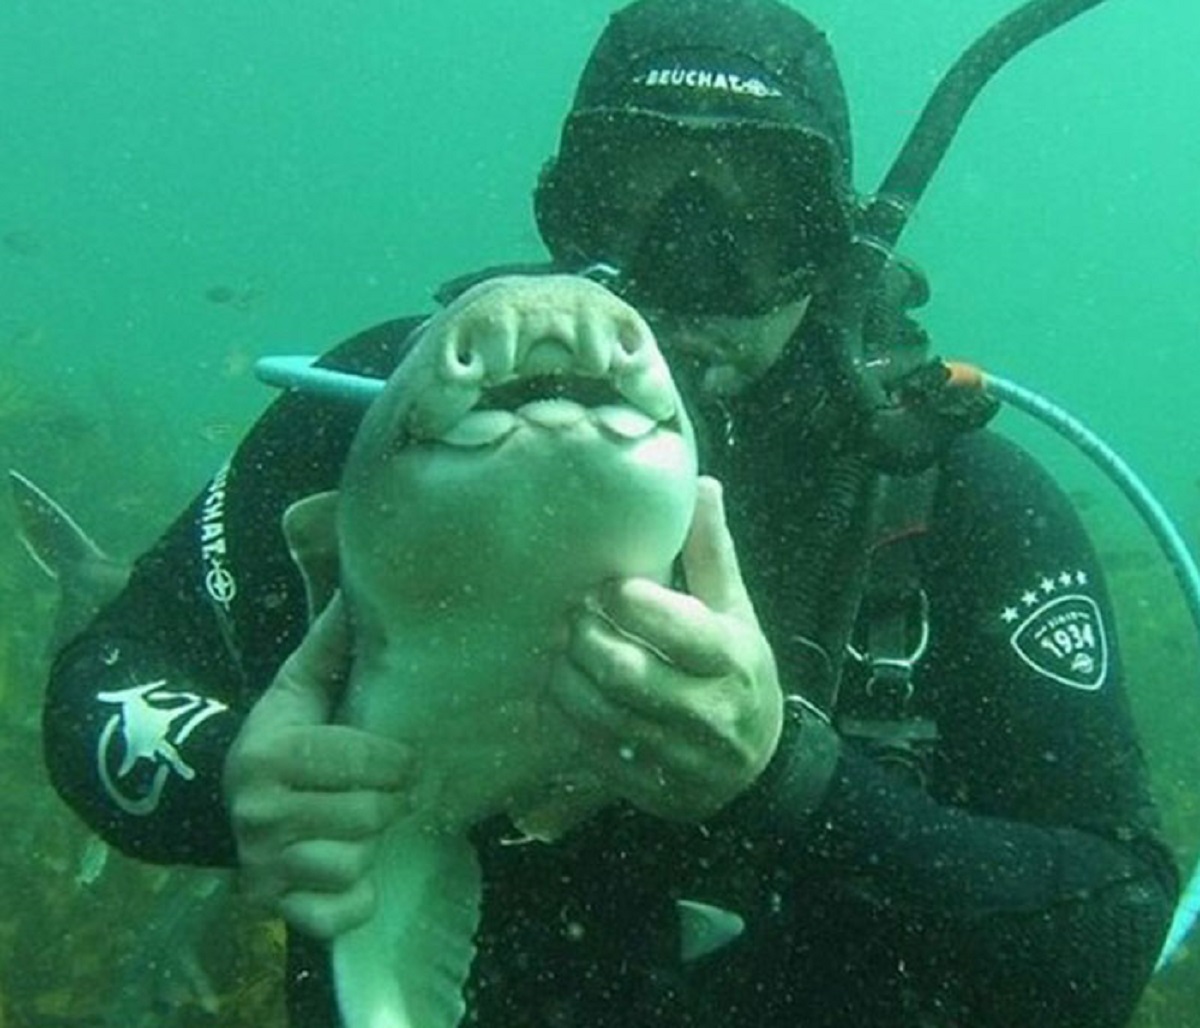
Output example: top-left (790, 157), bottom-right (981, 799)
top-left (1001, 606), bottom-right (1019, 624)
top-left (1022, 590), bottom-right (1039, 607)
top-left (1040, 577), bottom-right (1056, 594)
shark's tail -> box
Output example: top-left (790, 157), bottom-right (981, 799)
top-left (333, 825), bottom-right (482, 1028)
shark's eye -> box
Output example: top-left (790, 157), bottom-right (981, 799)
top-left (478, 375), bottom-right (623, 412)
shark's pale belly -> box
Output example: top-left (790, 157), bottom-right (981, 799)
top-left (332, 427), bottom-right (697, 1028)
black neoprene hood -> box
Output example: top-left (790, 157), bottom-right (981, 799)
top-left (535, 0), bottom-right (855, 275)
top-left (569, 0), bottom-right (852, 180)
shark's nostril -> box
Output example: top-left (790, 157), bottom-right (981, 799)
top-left (617, 326), bottom-right (646, 356)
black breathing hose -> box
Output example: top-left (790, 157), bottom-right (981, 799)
top-left (861, 0), bottom-right (1111, 252)
top-left (797, 0), bottom-right (1114, 692)
top-left (826, 0), bottom-right (1115, 438)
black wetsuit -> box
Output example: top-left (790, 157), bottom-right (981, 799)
top-left (44, 314), bottom-right (1177, 1027)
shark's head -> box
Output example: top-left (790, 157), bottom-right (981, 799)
top-left (332, 276), bottom-right (698, 634)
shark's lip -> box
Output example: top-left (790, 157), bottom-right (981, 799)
top-left (414, 371), bottom-right (682, 450)
top-left (438, 399), bottom-right (668, 448)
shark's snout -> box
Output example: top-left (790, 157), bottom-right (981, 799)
top-left (440, 312), bottom-right (635, 386)
top-left (409, 319), bottom-right (681, 449)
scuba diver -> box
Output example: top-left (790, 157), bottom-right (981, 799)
top-left (41, 0), bottom-right (1179, 1025)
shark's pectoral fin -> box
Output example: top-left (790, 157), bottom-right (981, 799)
top-left (282, 491), bottom-right (341, 621)
top-left (333, 825), bottom-right (482, 1028)
top-left (510, 770), bottom-right (610, 843)
top-left (9, 468), bottom-right (132, 652)
top-left (677, 898), bottom-right (746, 963)
top-left (8, 468), bottom-right (108, 576)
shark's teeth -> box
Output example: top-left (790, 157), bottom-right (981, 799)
top-left (593, 405), bottom-right (659, 440)
top-left (516, 398), bottom-right (589, 429)
top-left (615, 361), bottom-right (677, 423)
top-left (439, 410), bottom-right (518, 448)
top-left (437, 401), bottom-right (663, 448)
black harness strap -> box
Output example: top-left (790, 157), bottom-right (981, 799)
top-left (837, 466), bottom-right (941, 787)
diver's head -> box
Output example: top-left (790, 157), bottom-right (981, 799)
top-left (535, 0), bottom-right (854, 323)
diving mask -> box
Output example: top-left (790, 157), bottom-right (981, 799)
top-left (536, 113), bottom-right (851, 317)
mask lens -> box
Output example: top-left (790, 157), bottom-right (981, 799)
top-left (548, 116), bottom-right (848, 315)
top-left (621, 175), bottom-right (807, 315)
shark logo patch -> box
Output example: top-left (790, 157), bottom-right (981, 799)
top-left (999, 570), bottom-right (1108, 690)
top-left (96, 680), bottom-right (228, 815)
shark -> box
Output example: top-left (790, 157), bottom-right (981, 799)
top-left (279, 275), bottom-right (700, 1028)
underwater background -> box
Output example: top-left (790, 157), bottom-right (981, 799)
top-left (0, 0), bottom-right (1197, 1024)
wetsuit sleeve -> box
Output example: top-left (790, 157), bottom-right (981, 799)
top-left (721, 431), bottom-right (1177, 1026)
top-left (42, 317), bottom-right (422, 867)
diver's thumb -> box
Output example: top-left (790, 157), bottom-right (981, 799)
top-left (261, 590), bottom-right (352, 727)
top-left (682, 476), bottom-right (756, 623)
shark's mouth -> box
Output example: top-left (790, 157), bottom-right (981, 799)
top-left (248, 339), bottom-right (684, 452)
top-left (434, 372), bottom-right (680, 450)
top-left (478, 373), bottom-right (623, 411)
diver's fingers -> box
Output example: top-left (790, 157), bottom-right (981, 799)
top-left (277, 838), bottom-right (380, 894)
top-left (592, 578), bottom-right (733, 678)
top-left (558, 603), bottom-right (728, 732)
top-left (288, 789), bottom-right (410, 842)
top-left (226, 721), bottom-right (415, 801)
top-left (235, 787), bottom-right (410, 848)
top-left (550, 650), bottom-right (678, 762)
top-left (276, 878), bottom-right (377, 941)
top-left (270, 725), bottom-right (417, 792)
top-left (548, 649), bottom-right (709, 818)
top-left (681, 477), bottom-right (757, 624)
top-left (551, 640), bottom-right (661, 729)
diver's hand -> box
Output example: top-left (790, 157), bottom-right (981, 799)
top-left (222, 593), bottom-right (416, 940)
top-left (549, 476), bottom-right (783, 822)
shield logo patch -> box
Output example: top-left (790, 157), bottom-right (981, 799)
top-left (1010, 593), bottom-right (1108, 690)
